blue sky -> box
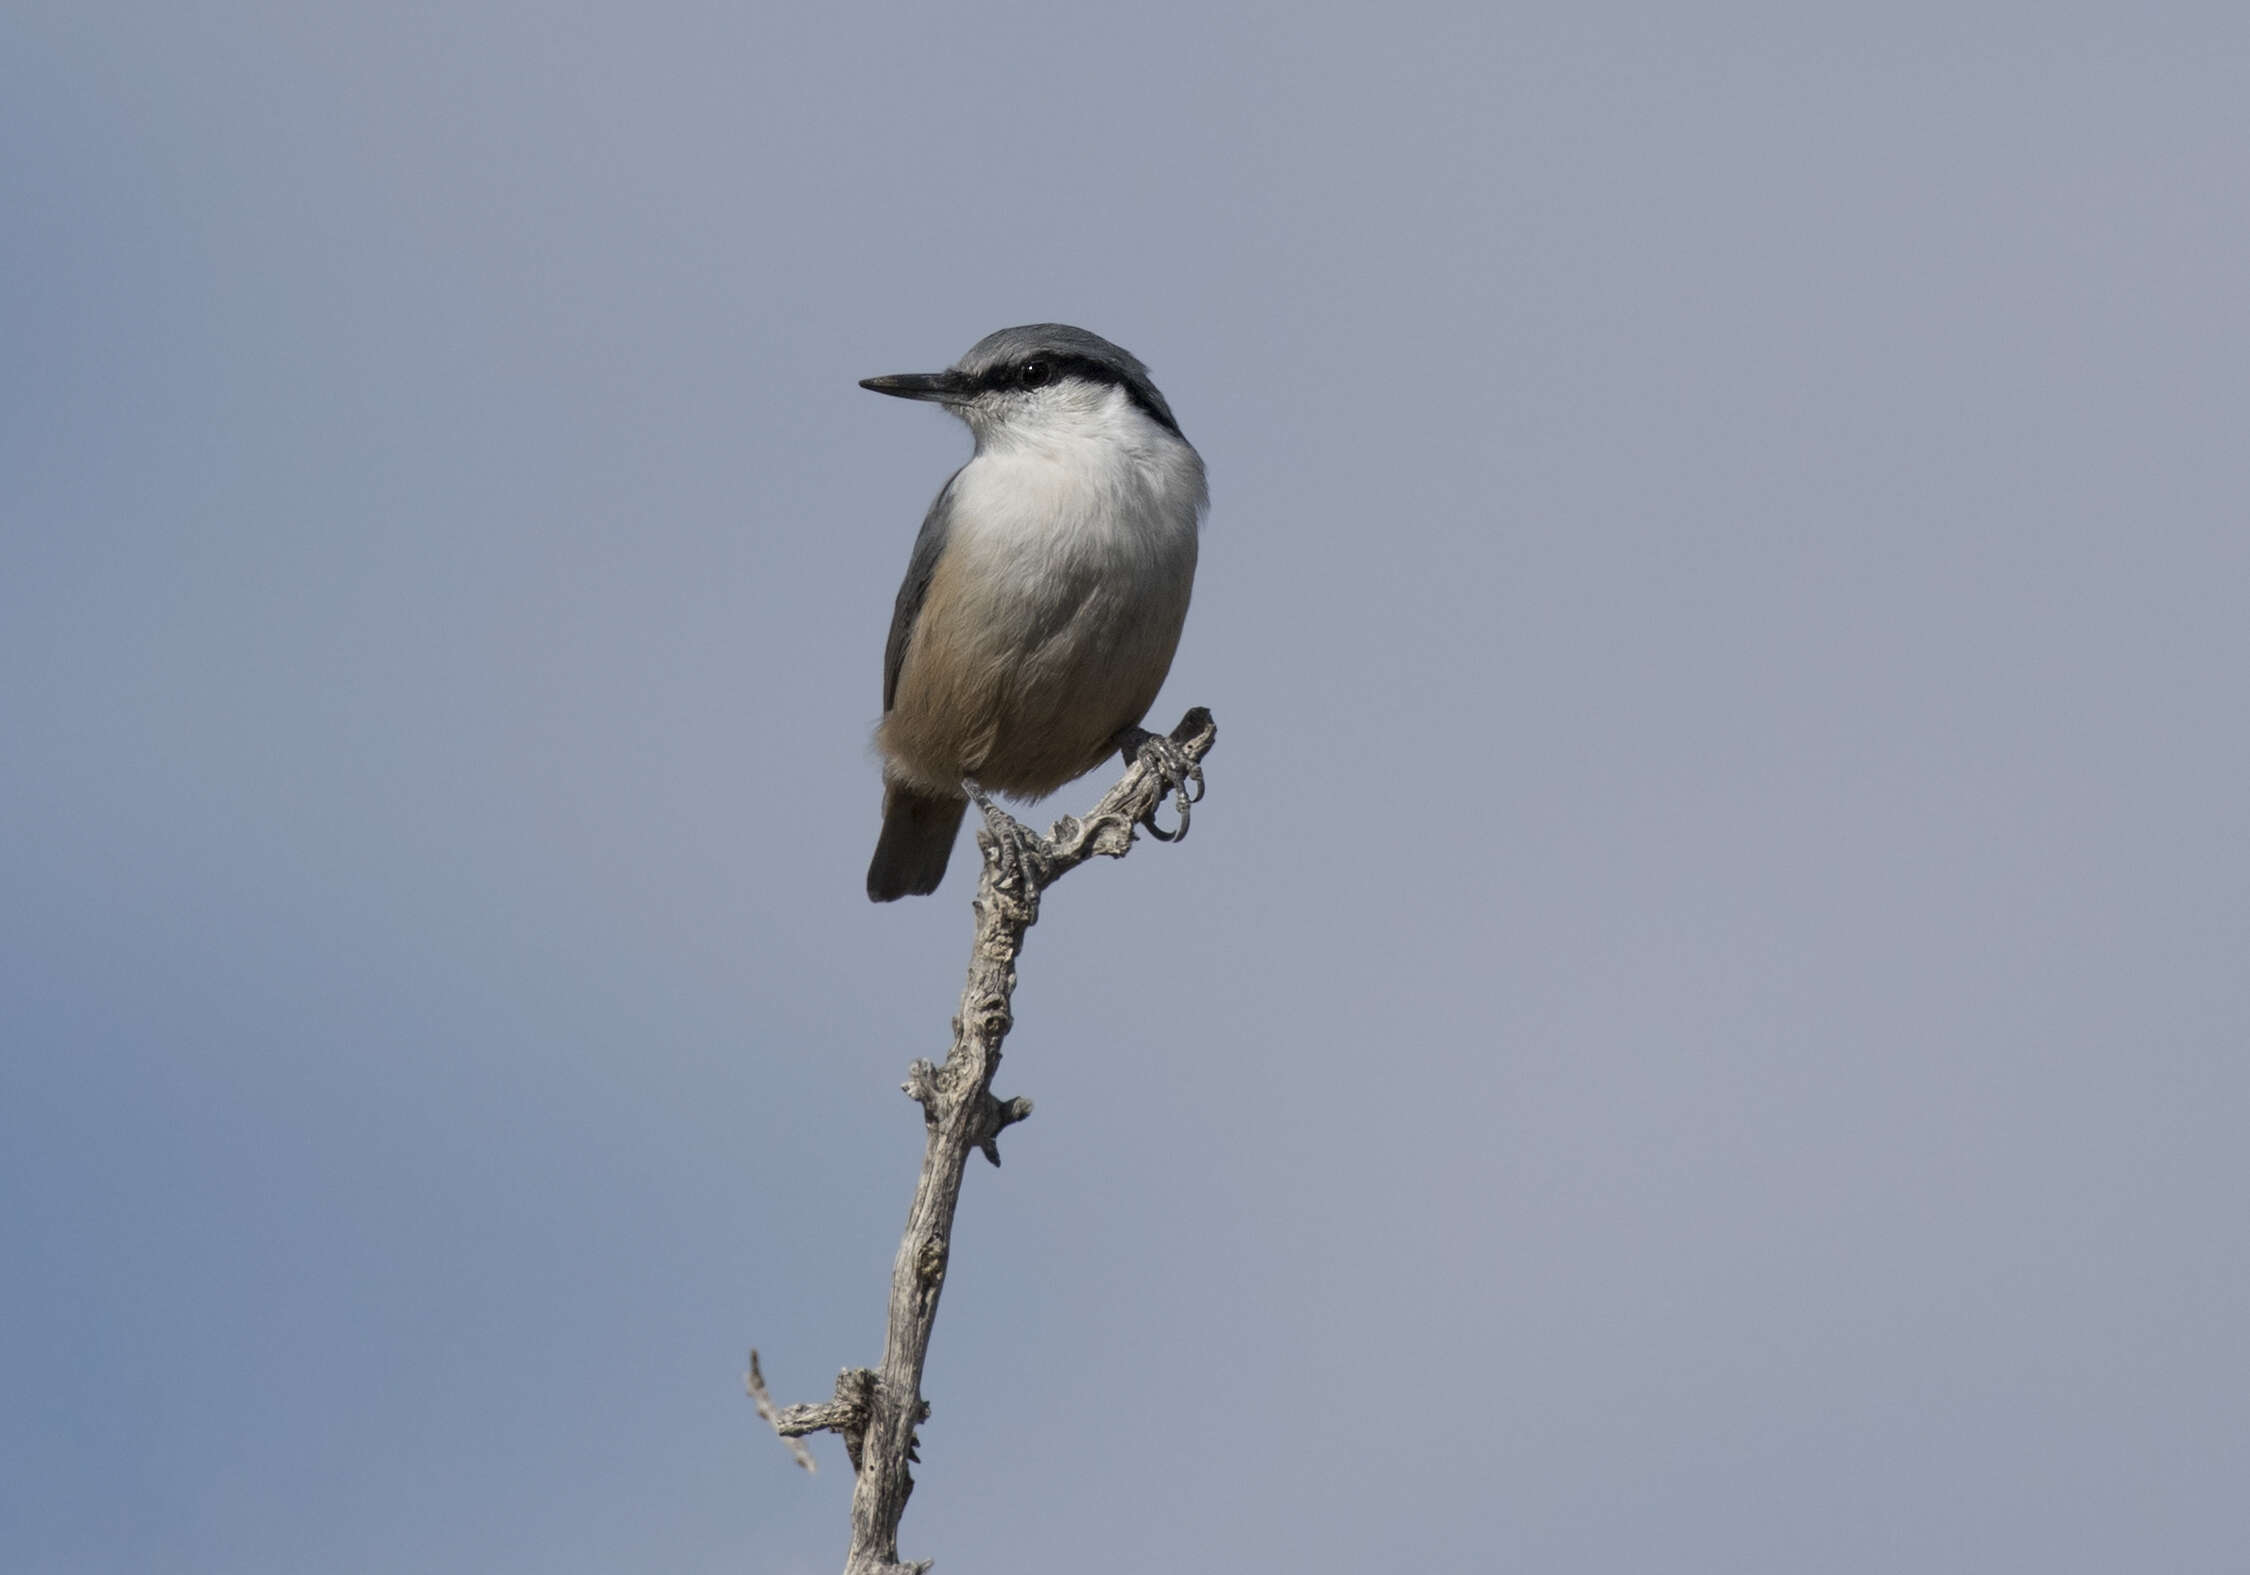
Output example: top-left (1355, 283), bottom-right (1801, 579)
top-left (5, 5), bottom-right (2246, 1572)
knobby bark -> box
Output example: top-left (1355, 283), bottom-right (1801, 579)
top-left (757, 707), bottom-right (1216, 1575)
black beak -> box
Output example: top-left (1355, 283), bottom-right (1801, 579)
top-left (859, 370), bottom-right (968, 403)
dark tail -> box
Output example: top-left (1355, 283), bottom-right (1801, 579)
top-left (867, 785), bottom-right (967, 901)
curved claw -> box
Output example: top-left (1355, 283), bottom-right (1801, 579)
top-left (1128, 736), bottom-right (1203, 843)
top-left (1142, 785), bottom-right (1188, 842)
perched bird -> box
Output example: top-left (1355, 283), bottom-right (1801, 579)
top-left (859, 324), bottom-right (1207, 901)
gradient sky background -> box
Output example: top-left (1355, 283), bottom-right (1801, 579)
top-left (5, 6), bottom-right (2247, 1573)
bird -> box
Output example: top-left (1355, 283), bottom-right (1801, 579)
top-left (859, 324), bottom-right (1207, 901)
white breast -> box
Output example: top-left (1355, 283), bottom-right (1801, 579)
top-left (945, 387), bottom-right (1206, 599)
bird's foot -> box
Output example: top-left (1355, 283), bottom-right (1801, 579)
top-left (964, 779), bottom-right (1057, 893)
top-left (1112, 725), bottom-right (1205, 842)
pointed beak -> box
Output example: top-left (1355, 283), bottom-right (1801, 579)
top-left (859, 369), bottom-right (969, 403)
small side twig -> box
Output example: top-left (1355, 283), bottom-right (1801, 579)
top-left (746, 1349), bottom-right (818, 1472)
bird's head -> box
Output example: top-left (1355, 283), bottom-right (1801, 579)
top-left (860, 323), bottom-right (1185, 450)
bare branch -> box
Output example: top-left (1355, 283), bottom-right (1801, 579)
top-left (760, 709), bottom-right (1216, 1575)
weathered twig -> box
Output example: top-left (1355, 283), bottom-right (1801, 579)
top-left (746, 1350), bottom-right (818, 1472)
top-left (763, 707), bottom-right (1216, 1575)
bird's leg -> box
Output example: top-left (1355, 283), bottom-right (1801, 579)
top-left (963, 778), bottom-right (1056, 892)
top-left (1111, 725), bottom-right (1205, 843)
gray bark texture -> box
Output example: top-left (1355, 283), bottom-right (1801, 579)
top-left (760, 707), bottom-right (1216, 1575)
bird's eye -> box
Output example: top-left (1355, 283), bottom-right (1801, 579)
top-left (1016, 360), bottom-right (1053, 390)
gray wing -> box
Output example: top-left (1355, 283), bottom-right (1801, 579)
top-left (882, 471), bottom-right (963, 713)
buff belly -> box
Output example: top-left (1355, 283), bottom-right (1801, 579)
top-left (879, 526), bottom-right (1195, 800)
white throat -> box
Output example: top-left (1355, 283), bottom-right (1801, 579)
top-left (948, 383), bottom-right (1206, 568)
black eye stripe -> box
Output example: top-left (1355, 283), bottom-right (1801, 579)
top-left (968, 354), bottom-right (1183, 437)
